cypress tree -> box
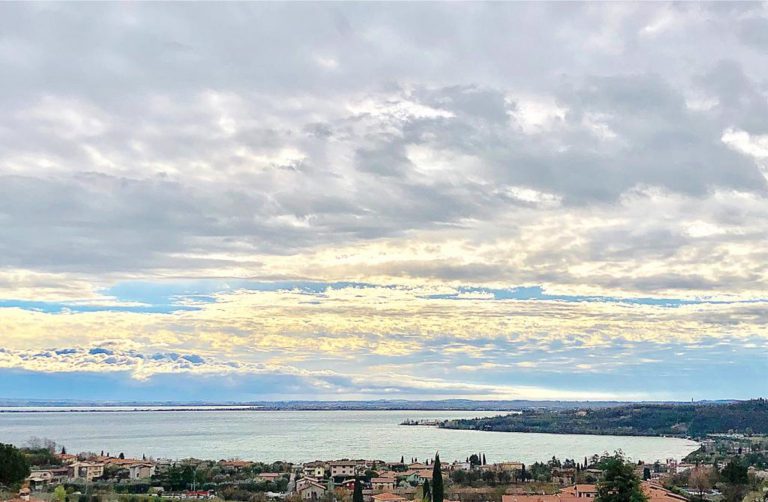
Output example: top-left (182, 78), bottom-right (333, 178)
top-left (482, 454), bottom-right (486, 466)
top-left (353, 478), bottom-right (364, 502)
top-left (423, 479), bottom-right (431, 502)
top-left (432, 453), bottom-right (443, 502)
top-left (401, 456), bottom-right (405, 464)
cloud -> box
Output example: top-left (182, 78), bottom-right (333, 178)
top-left (2, 2), bottom-right (768, 400)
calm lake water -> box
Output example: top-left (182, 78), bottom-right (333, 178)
top-left (0, 409), bottom-right (699, 464)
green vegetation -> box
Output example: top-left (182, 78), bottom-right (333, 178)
top-left (432, 453), bottom-right (443, 502)
top-left (595, 454), bottom-right (647, 502)
top-left (443, 399), bottom-right (768, 437)
top-left (0, 443), bottom-right (31, 487)
top-left (353, 479), bottom-right (364, 502)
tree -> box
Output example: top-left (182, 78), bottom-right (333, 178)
top-left (53, 485), bottom-right (67, 502)
top-left (642, 468), bottom-right (651, 481)
top-left (119, 452), bottom-right (125, 459)
top-left (432, 453), bottom-right (443, 502)
top-left (720, 460), bottom-right (749, 502)
top-left (721, 460), bottom-right (748, 485)
top-left (482, 454), bottom-right (487, 466)
top-left (596, 455), bottom-right (648, 502)
top-left (422, 479), bottom-right (431, 502)
top-left (61, 446), bottom-right (67, 455)
top-left (469, 454), bottom-right (480, 467)
top-left (401, 456), bottom-right (405, 464)
top-left (689, 467), bottom-right (711, 501)
top-left (353, 478), bottom-right (364, 502)
top-left (0, 443), bottom-right (31, 487)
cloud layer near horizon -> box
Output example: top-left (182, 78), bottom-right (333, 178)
top-left (1, 2), bottom-right (767, 401)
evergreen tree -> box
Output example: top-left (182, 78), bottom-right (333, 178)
top-left (327, 476), bottom-right (335, 502)
top-left (61, 446), bottom-right (67, 455)
top-left (432, 453), bottom-right (443, 502)
top-left (119, 452), bottom-right (125, 459)
top-left (482, 454), bottom-right (487, 466)
top-left (422, 479), bottom-right (431, 502)
top-left (353, 478), bottom-right (364, 502)
top-left (401, 456), bottom-right (404, 464)
top-left (0, 443), bottom-right (30, 487)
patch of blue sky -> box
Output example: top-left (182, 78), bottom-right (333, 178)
top-left (102, 279), bottom-right (377, 305)
top-left (424, 285), bottom-right (765, 307)
top-left (0, 299), bottom-right (199, 314)
top-left (4, 280), bottom-right (763, 315)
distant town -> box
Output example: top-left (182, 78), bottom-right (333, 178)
top-left (1, 433), bottom-right (766, 502)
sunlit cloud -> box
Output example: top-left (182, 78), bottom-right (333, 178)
top-left (1, 2), bottom-right (768, 400)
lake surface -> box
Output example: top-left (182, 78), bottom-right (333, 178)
top-left (0, 409), bottom-right (699, 464)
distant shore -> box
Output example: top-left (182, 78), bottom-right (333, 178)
top-left (0, 405), bottom-right (518, 414)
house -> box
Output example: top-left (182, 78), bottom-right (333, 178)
top-left (371, 493), bottom-right (407, 502)
top-left (27, 470), bottom-right (54, 488)
top-left (330, 461), bottom-right (363, 478)
top-left (497, 462), bottom-right (525, 473)
top-left (298, 479), bottom-right (327, 500)
top-left (129, 463), bottom-right (156, 480)
top-left (185, 490), bottom-right (215, 499)
top-left (401, 470), bottom-right (423, 484)
top-left (155, 459), bottom-right (176, 473)
top-left (68, 462), bottom-right (105, 481)
top-left (220, 460), bottom-right (253, 472)
top-left (643, 482), bottom-right (689, 502)
top-left (560, 485), bottom-right (598, 498)
top-left (414, 470), bottom-right (433, 483)
top-left (551, 467), bottom-right (576, 485)
top-left (504, 482), bottom-right (683, 502)
top-left (303, 462), bottom-right (327, 478)
top-left (28, 467), bottom-right (68, 488)
top-left (503, 496), bottom-right (560, 502)
top-left (256, 472), bottom-right (282, 482)
top-left (371, 478), bottom-right (396, 491)
top-left (57, 453), bottom-right (78, 465)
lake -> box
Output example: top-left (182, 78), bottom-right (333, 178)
top-left (0, 409), bottom-right (699, 464)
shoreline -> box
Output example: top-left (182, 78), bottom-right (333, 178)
top-left (0, 406), bottom-right (519, 414)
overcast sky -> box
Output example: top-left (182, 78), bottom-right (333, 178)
top-left (1, 2), bottom-right (767, 402)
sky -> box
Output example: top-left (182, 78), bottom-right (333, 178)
top-left (1, 2), bottom-right (767, 403)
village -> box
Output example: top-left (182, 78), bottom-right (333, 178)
top-left (3, 434), bottom-right (767, 502)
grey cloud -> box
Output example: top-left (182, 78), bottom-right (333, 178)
top-left (1, 2), bottom-right (768, 291)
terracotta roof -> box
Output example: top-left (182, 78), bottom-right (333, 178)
top-left (643, 482), bottom-right (688, 502)
top-left (221, 460), bottom-right (253, 467)
top-left (372, 493), bottom-right (407, 502)
top-left (503, 495), bottom-right (561, 502)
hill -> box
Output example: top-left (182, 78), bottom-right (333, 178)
top-left (440, 399), bottom-right (768, 437)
